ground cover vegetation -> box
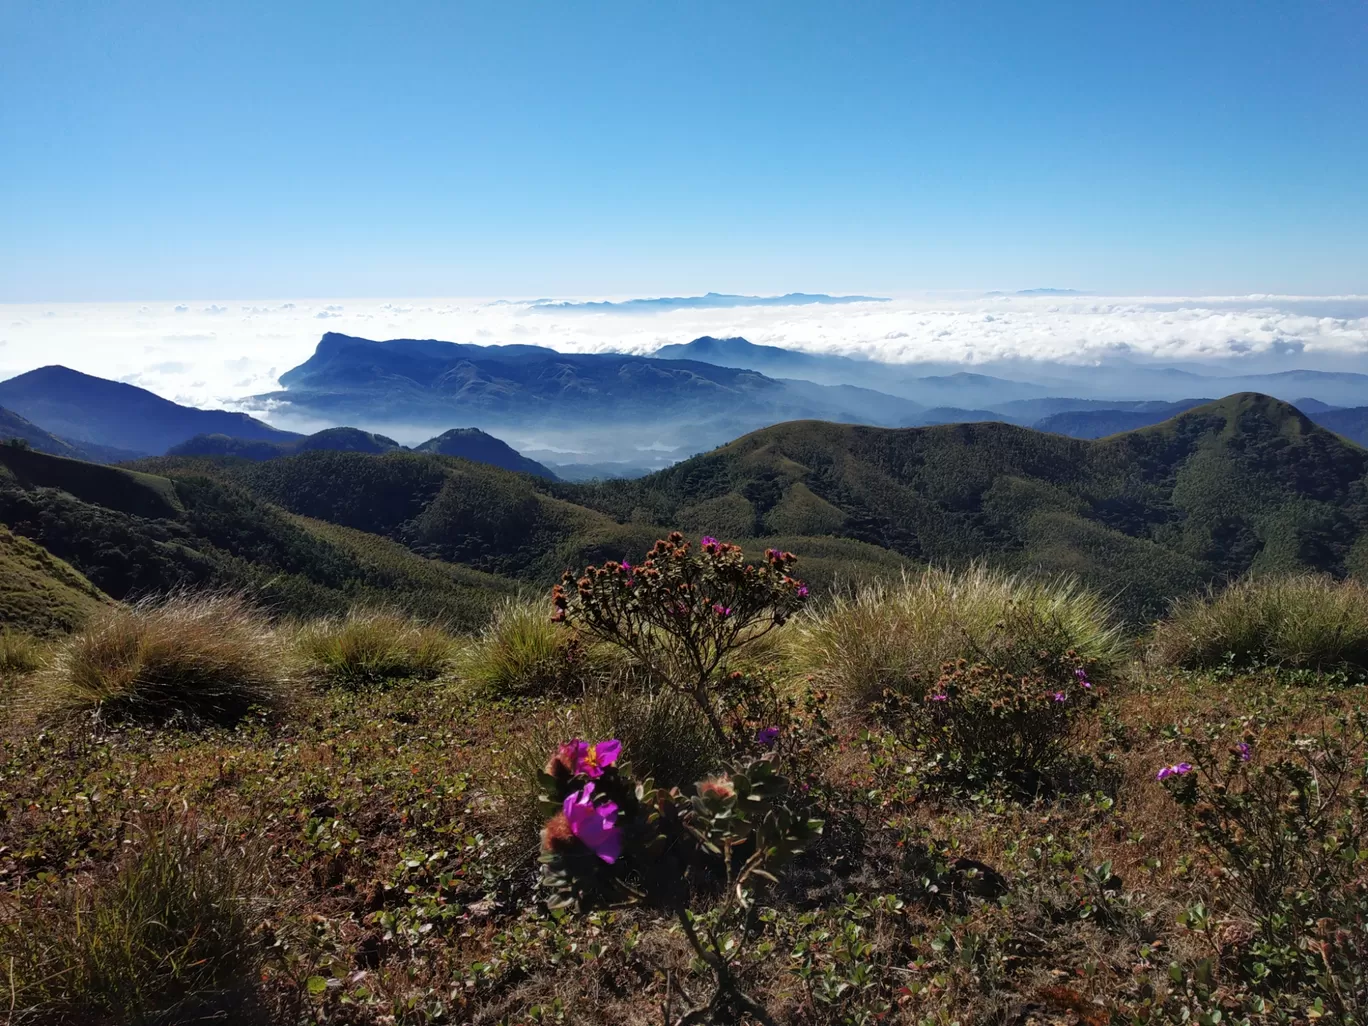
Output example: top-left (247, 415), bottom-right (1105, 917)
top-left (1, 530), bottom-right (1365, 1025)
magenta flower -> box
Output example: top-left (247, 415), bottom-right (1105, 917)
top-left (620, 559), bottom-right (631, 572)
top-left (701, 536), bottom-right (719, 552)
top-left (756, 726), bottom-right (780, 746)
top-left (1156, 762), bottom-right (1194, 781)
top-left (568, 738), bottom-right (622, 778)
top-left (1074, 668), bottom-right (1093, 689)
top-left (1053, 692), bottom-right (1067, 703)
top-left (796, 584), bottom-right (809, 598)
top-left (562, 783), bottom-right (621, 863)
top-left (712, 603), bottom-right (732, 618)
top-left (1235, 742), bottom-right (1252, 762)
top-left (929, 692), bottom-right (948, 702)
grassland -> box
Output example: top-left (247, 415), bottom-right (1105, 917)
top-left (0, 569), bottom-right (1363, 1025)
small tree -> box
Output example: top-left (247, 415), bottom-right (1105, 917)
top-left (553, 533), bottom-right (808, 744)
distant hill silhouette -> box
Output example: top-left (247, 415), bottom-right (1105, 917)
top-left (169, 427), bottom-right (402, 460)
top-left (531, 292), bottom-right (887, 311)
top-left (259, 332), bottom-right (929, 464)
top-left (0, 366), bottom-right (299, 455)
top-left (0, 405), bottom-right (140, 463)
top-left (170, 425), bottom-right (555, 478)
top-left (412, 428), bottom-right (555, 478)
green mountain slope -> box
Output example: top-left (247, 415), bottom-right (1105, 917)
top-left (0, 446), bottom-right (515, 627)
top-left (0, 524), bottom-right (110, 634)
top-left (571, 394), bottom-right (1368, 620)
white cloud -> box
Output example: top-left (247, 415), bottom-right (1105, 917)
top-left (0, 293), bottom-right (1364, 414)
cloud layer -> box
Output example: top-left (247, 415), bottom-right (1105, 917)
top-left (2, 293), bottom-right (1367, 413)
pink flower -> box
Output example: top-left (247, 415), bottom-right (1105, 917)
top-left (929, 692), bottom-right (948, 702)
top-left (796, 584), bottom-right (809, 598)
top-left (701, 536), bottom-right (720, 553)
top-left (712, 603), bottom-right (732, 618)
top-left (1074, 668), bottom-right (1092, 689)
top-left (1053, 692), bottom-right (1067, 702)
top-left (620, 559), bottom-right (631, 572)
top-left (568, 738), bottom-right (622, 778)
top-left (1156, 762), bottom-right (1194, 781)
top-left (562, 783), bottom-right (621, 863)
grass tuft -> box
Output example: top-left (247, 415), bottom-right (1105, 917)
top-left (0, 813), bottom-right (264, 1025)
top-left (795, 565), bottom-right (1125, 711)
top-left (1150, 574), bottom-right (1368, 674)
top-left (457, 598), bottom-right (606, 697)
top-left (0, 629), bottom-right (48, 675)
top-left (35, 593), bottom-right (288, 724)
top-left (294, 608), bottom-right (456, 686)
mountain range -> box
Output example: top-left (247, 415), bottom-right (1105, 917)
top-left (6, 333), bottom-right (1368, 480)
top-left (4, 393), bottom-right (1367, 633)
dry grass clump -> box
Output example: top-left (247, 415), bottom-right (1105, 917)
top-left (0, 813), bottom-right (265, 1025)
top-left (35, 594), bottom-right (289, 725)
top-left (294, 608), bottom-right (456, 686)
top-left (458, 598), bottom-right (610, 698)
top-left (795, 565), bottom-right (1125, 711)
top-left (1150, 574), bottom-right (1368, 674)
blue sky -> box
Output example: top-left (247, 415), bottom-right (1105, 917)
top-left (2, 0), bottom-right (1365, 301)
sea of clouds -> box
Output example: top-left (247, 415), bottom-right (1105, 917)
top-left (2, 293), bottom-right (1367, 412)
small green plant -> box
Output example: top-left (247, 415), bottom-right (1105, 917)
top-left (0, 814), bottom-right (264, 1025)
top-left (533, 734), bottom-right (821, 1026)
top-left (36, 593), bottom-right (289, 724)
top-left (295, 607), bottom-right (455, 686)
top-left (1157, 713), bottom-right (1368, 1018)
top-left (553, 533), bottom-right (808, 743)
top-left (1151, 574), bottom-right (1368, 676)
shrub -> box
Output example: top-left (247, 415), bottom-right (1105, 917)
top-left (1151, 574), bottom-right (1368, 675)
top-left (295, 608), bottom-right (455, 686)
top-left (796, 565), bottom-right (1123, 712)
top-left (0, 814), bottom-right (264, 1025)
top-left (458, 598), bottom-right (602, 697)
top-left (553, 533), bottom-right (808, 742)
top-left (0, 629), bottom-right (47, 675)
top-left (897, 638), bottom-right (1101, 783)
top-left (1156, 713), bottom-right (1367, 1017)
top-left (37, 594), bottom-right (288, 724)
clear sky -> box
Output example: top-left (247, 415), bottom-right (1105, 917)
top-left (3, 0), bottom-right (1365, 301)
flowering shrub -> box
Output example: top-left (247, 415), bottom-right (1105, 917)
top-left (1157, 712), bottom-right (1368, 1018)
top-left (881, 640), bottom-right (1100, 784)
top-left (552, 533), bottom-right (808, 743)
top-left (535, 734), bottom-right (821, 1025)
